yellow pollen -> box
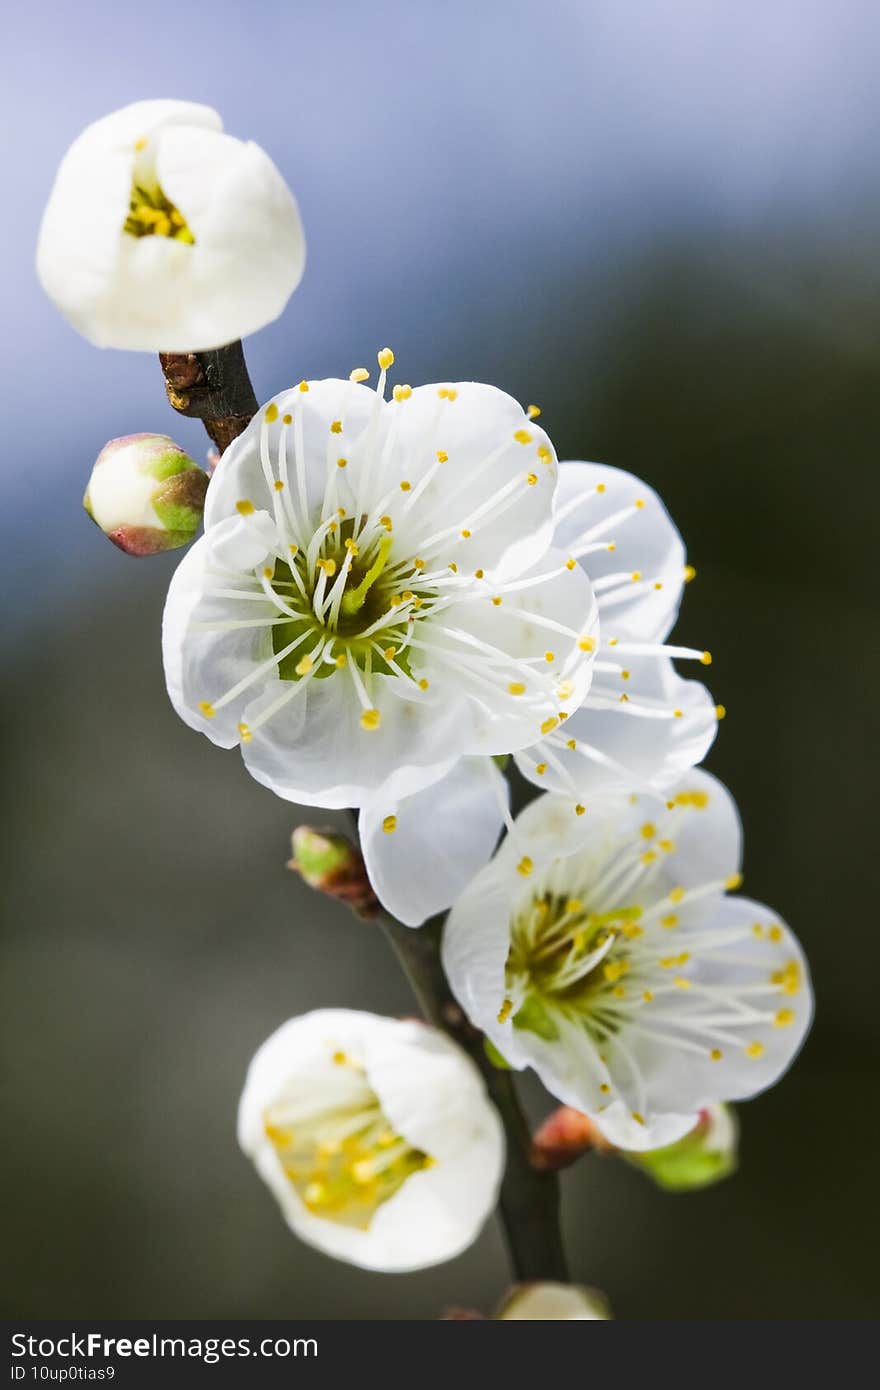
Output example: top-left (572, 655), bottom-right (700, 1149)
top-left (596, 483), bottom-right (606, 494)
top-left (198, 702), bottom-right (216, 719)
top-left (377, 348), bottom-right (394, 369)
top-left (383, 647), bottom-right (396, 661)
top-left (537, 444), bottom-right (552, 463)
top-left (474, 568), bottom-right (484, 579)
top-left (565, 557), bottom-right (577, 571)
top-left (298, 380), bottom-right (309, 392)
top-left (344, 539), bottom-right (359, 555)
top-left (641, 822), bottom-right (656, 840)
top-left (701, 651), bottom-right (713, 666)
top-left (263, 567), bottom-right (274, 579)
top-left (575, 803), bottom-right (586, 816)
top-left (673, 709), bottom-right (683, 718)
top-left (621, 669), bottom-right (630, 680)
top-left (514, 429), bottom-right (532, 445)
top-left (673, 976), bottom-right (691, 990)
top-left (317, 558), bottom-right (337, 577)
top-left (642, 990), bottom-right (654, 1002)
top-left (659, 839), bottom-right (675, 852)
top-left (360, 709), bottom-right (381, 731)
top-left (725, 873), bottom-right (743, 891)
top-left (330, 420), bottom-right (343, 433)
top-left (752, 923), bottom-right (764, 939)
top-left (418, 678), bottom-right (430, 690)
top-left (392, 384), bottom-right (412, 401)
top-left (295, 655), bottom-right (313, 676)
top-left (274, 480), bottom-right (284, 491)
top-left (578, 635), bottom-right (596, 652)
top-left (380, 516), bottom-right (393, 531)
top-left (535, 763), bottom-right (547, 775)
top-left (540, 716), bottom-right (559, 735)
top-left (669, 886), bottom-right (685, 903)
top-left (641, 850), bottom-right (657, 864)
top-left (237, 722), bottom-right (252, 744)
top-left (710, 1048), bottom-right (723, 1061)
top-left (448, 563), bottom-right (458, 573)
top-left (557, 680), bottom-right (574, 699)
top-left (745, 1042), bottom-right (765, 1060)
top-left (654, 582), bottom-right (663, 590)
top-left (508, 682), bottom-right (526, 696)
top-left (715, 704), bottom-right (727, 720)
top-left (332, 1050), bottom-right (348, 1065)
top-left (517, 857), bottom-right (534, 877)
top-left (497, 998), bottom-right (514, 1024)
top-left (634, 498), bottom-right (645, 509)
top-left (265, 402), bottom-right (279, 423)
top-left (684, 564), bottom-right (697, 582)
top-left (492, 596), bottom-right (503, 606)
top-left (661, 914), bottom-right (678, 929)
top-left (335, 654), bottom-right (347, 668)
top-left (134, 136), bottom-right (148, 151)
top-left (382, 816), bottom-right (397, 834)
top-left (289, 544), bottom-right (299, 556)
top-left (461, 528), bottom-right (471, 538)
top-left (613, 985), bottom-right (627, 998)
top-left (236, 499), bottom-right (255, 516)
top-left (527, 404), bottom-right (541, 418)
top-left (768, 925), bottom-right (783, 942)
top-left (526, 472), bottom-right (538, 486)
top-left (283, 413), bottom-right (293, 425)
top-left (400, 480), bottom-right (411, 492)
top-left (600, 1083), bottom-right (611, 1095)
top-left (350, 367), bottom-right (369, 382)
top-left (632, 1112), bottom-right (645, 1125)
top-left (544, 651), bottom-right (555, 663)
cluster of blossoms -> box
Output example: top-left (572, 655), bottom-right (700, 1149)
top-left (41, 99), bottom-right (813, 1309)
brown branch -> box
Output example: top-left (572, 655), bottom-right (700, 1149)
top-left (380, 914), bottom-right (569, 1284)
top-left (158, 341), bottom-right (258, 455)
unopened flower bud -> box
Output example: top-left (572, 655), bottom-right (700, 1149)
top-left (287, 826), bottom-right (378, 918)
top-left (84, 433), bottom-right (207, 555)
top-left (498, 1283), bottom-right (611, 1320)
top-left (624, 1104), bottom-right (738, 1192)
top-left (530, 1105), bottom-right (613, 1171)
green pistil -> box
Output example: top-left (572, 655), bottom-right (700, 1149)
top-left (340, 536), bottom-right (393, 616)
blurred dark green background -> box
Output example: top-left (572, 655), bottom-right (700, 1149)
top-left (2, 1), bottom-right (878, 1319)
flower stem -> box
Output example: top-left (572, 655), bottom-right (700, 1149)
top-left (158, 341), bottom-right (258, 455)
top-left (379, 914), bottom-right (569, 1284)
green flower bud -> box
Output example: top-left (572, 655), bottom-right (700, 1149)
top-left (625, 1104), bottom-right (738, 1192)
top-left (84, 433), bottom-right (208, 556)
top-left (497, 1283), bottom-right (611, 1320)
top-left (287, 827), bottom-right (378, 917)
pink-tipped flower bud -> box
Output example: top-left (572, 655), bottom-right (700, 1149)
top-left (84, 433), bottom-right (208, 556)
top-left (530, 1105), bottom-right (613, 1171)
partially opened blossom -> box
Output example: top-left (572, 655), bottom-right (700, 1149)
top-left (163, 358), bottom-right (598, 919)
top-left (37, 100), bottom-right (305, 351)
top-left (84, 433), bottom-right (207, 555)
top-left (625, 1103), bottom-right (738, 1191)
top-left (444, 770), bottom-right (812, 1151)
top-left (514, 460), bottom-right (719, 800)
top-left (238, 1010), bottom-right (504, 1272)
top-left (498, 1283), bottom-right (611, 1320)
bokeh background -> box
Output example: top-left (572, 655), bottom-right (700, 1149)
top-left (3, 0), bottom-right (878, 1319)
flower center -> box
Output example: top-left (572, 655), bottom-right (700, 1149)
top-left (123, 141), bottom-right (194, 243)
top-left (504, 888), bottom-right (645, 1041)
top-left (263, 1056), bottom-right (433, 1230)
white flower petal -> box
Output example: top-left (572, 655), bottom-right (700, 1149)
top-left (360, 756), bottom-right (508, 926)
top-left (554, 460), bottom-right (686, 642)
top-left (498, 1282), bottom-right (611, 1320)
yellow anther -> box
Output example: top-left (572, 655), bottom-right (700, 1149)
top-left (752, 923), bottom-right (765, 938)
top-left (725, 873), bottom-right (743, 891)
top-left (517, 857), bottom-right (534, 877)
top-left (631, 570), bottom-right (642, 582)
top-left (640, 850), bottom-right (657, 864)
top-left (350, 367), bottom-right (369, 382)
top-left (715, 704), bottom-right (727, 720)
top-left (634, 498), bottom-right (645, 509)
top-left (631, 1112), bottom-right (645, 1126)
top-left (360, 709), bottom-right (381, 730)
top-left (527, 404), bottom-right (541, 418)
top-left (445, 388), bottom-right (458, 401)
top-left (474, 568), bottom-right (484, 579)
top-left (535, 763), bottom-right (547, 775)
top-left (526, 472), bottom-right (538, 486)
top-left (540, 716), bottom-right (559, 735)
top-left (673, 708), bottom-right (683, 718)
top-left (508, 682), bottom-right (526, 696)
top-left (642, 990), bottom-right (654, 1002)
top-left (661, 914), bottom-right (678, 929)
top-left (565, 557), bottom-right (576, 570)
top-left (775, 1008), bottom-right (795, 1027)
top-left (448, 563), bottom-right (458, 573)
top-left (273, 480), bottom-right (284, 491)
top-left (600, 1083), bottom-right (611, 1095)
top-left (557, 680), bottom-right (575, 700)
top-left (344, 539), bottom-right (359, 555)
top-left (237, 722), bottom-right (252, 744)
top-left (382, 815), bottom-right (397, 834)
top-left (659, 839), bottom-right (675, 852)
top-left (596, 483), bottom-right (606, 493)
top-left (684, 564), bottom-right (697, 582)
top-left (497, 998), bottom-right (514, 1024)
top-left (578, 635), bottom-right (596, 652)
top-left (330, 419), bottom-right (343, 434)
top-left (383, 647), bottom-right (396, 662)
top-left (613, 985), bottom-right (627, 998)
top-left (673, 976), bottom-right (691, 990)
top-left (641, 822), bottom-right (656, 840)
top-left (768, 925), bottom-right (783, 942)
top-left (400, 480), bottom-right (411, 491)
top-left (418, 678), bottom-right (430, 691)
top-left (265, 402), bottom-right (279, 423)
top-left (710, 1048), bottom-right (723, 1061)
top-left (236, 499), bottom-right (255, 516)
top-left (263, 567), bottom-right (274, 580)
top-left (575, 804), bottom-right (586, 817)
top-left (380, 515), bottom-right (393, 531)
top-left (669, 886), bottom-right (685, 903)
top-left (621, 669), bottom-right (630, 681)
top-left (317, 558), bottom-right (337, 577)
top-left (289, 544), bottom-right (299, 556)
top-left (745, 1041), bottom-right (765, 1060)
top-left (544, 651), bottom-right (555, 663)
top-left (335, 653), bottom-right (347, 668)
top-left (492, 596), bottom-right (503, 606)
top-left (298, 380), bottom-right (309, 392)
top-left (198, 702), bottom-right (216, 719)
top-left (134, 136), bottom-right (148, 151)
top-left (377, 348), bottom-right (395, 369)
top-left (514, 429), bottom-right (532, 445)
top-left (332, 1050), bottom-right (348, 1066)
top-left (295, 655), bottom-right (313, 676)
top-left (461, 528), bottom-right (471, 538)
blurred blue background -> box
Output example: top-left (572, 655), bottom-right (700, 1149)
top-left (2, 0), bottom-right (878, 1318)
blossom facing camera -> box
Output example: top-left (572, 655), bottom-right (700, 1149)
top-left (238, 1010), bottom-right (504, 1272)
top-left (444, 770), bottom-right (812, 1151)
top-left (498, 1283), bottom-right (611, 1320)
top-left (625, 1103), bottom-right (738, 1191)
top-left (163, 362), bottom-right (598, 922)
top-left (37, 100), bottom-right (305, 351)
top-left (84, 433), bottom-right (207, 555)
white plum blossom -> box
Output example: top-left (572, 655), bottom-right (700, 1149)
top-left (514, 460), bottom-right (719, 801)
top-left (163, 355), bottom-right (598, 919)
top-left (443, 769), bottom-right (812, 1151)
top-left (37, 100), bottom-right (305, 351)
top-left (238, 1010), bottom-right (504, 1272)
top-left (361, 455), bottom-right (720, 924)
top-left (498, 1283), bottom-right (611, 1320)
